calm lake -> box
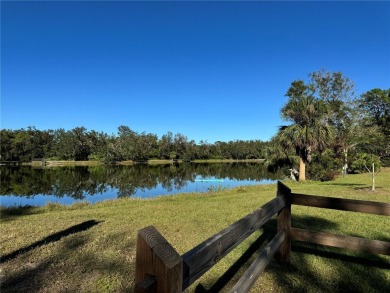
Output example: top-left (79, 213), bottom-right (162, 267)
top-left (0, 163), bottom-right (283, 207)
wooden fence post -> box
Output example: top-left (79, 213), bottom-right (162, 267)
top-left (276, 181), bottom-right (291, 263)
top-left (135, 226), bottom-right (183, 293)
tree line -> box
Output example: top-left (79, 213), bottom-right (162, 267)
top-left (0, 126), bottom-right (268, 163)
top-left (1, 164), bottom-right (282, 198)
top-left (1, 70), bottom-right (389, 181)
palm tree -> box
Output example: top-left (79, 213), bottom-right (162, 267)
top-left (278, 80), bottom-right (332, 181)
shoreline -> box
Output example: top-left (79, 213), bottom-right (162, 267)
top-left (1, 170), bottom-right (389, 292)
top-left (16, 158), bottom-right (266, 167)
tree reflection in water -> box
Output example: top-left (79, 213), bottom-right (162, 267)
top-left (0, 163), bottom-right (282, 204)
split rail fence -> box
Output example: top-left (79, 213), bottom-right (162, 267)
top-left (135, 181), bottom-right (390, 293)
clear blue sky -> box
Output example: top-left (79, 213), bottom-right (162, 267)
top-left (1, 1), bottom-right (389, 143)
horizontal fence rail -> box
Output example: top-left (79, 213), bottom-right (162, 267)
top-left (135, 181), bottom-right (390, 293)
top-left (292, 193), bottom-right (390, 216)
top-left (290, 228), bottom-right (390, 255)
top-left (290, 192), bottom-right (390, 256)
top-left (181, 195), bottom-right (286, 289)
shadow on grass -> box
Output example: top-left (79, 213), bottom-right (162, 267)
top-left (194, 230), bottom-right (275, 293)
top-left (270, 241), bottom-right (390, 293)
top-left (293, 242), bottom-right (390, 270)
top-left (271, 215), bottom-right (390, 293)
top-left (1, 220), bottom-right (102, 262)
top-left (291, 215), bottom-right (338, 231)
top-left (353, 186), bottom-right (384, 191)
top-left (0, 205), bottom-right (43, 222)
top-left (325, 182), bottom-right (366, 187)
top-left (194, 215), bottom-right (390, 292)
top-left (194, 219), bottom-right (278, 292)
top-left (0, 220), bottom-right (136, 293)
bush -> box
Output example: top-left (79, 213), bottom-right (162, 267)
top-left (349, 153), bottom-right (381, 174)
top-left (308, 150), bottom-right (342, 181)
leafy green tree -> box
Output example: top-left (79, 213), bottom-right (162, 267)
top-left (278, 80), bottom-right (331, 180)
top-left (173, 133), bottom-right (189, 160)
top-left (159, 132), bottom-right (174, 160)
top-left (358, 88), bottom-right (390, 165)
top-left (135, 132), bottom-right (158, 161)
top-left (71, 127), bottom-right (91, 161)
top-left (277, 70), bottom-right (361, 180)
top-left (117, 125), bottom-right (138, 161)
top-left (310, 70), bottom-right (357, 168)
top-left (0, 129), bottom-right (16, 161)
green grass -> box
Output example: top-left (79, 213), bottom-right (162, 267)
top-left (44, 160), bottom-right (104, 166)
top-left (191, 159), bottom-right (265, 163)
top-left (1, 169), bottom-right (389, 292)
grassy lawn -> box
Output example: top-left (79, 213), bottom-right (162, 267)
top-left (1, 169), bottom-right (389, 292)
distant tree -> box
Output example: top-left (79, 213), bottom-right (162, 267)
top-left (51, 128), bottom-right (74, 160)
top-left (135, 132), bottom-right (158, 161)
top-left (159, 132), bottom-right (174, 160)
top-left (173, 133), bottom-right (189, 160)
top-left (87, 130), bottom-right (109, 161)
top-left (0, 126), bottom-right (268, 163)
top-left (358, 88), bottom-right (390, 165)
top-left (72, 127), bottom-right (91, 161)
top-left (117, 125), bottom-right (138, 161)
top-left (0, 129), bottom-right (15, 161)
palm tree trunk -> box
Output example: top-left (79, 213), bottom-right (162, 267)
top-left (299, 157), bottom-right (306, 181)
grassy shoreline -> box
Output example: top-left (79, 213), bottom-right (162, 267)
top-left (191, 158), bottom-right (265, 163)
top-left (1, 170), bottom-right (389, 292)
top-left (19, 158), bottom-right (266, 167)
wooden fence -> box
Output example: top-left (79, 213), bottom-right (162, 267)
top-left (135, 181), bottom-right (390, 293)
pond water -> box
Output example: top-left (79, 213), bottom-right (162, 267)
top-left (0, 163), bottom-right (283, 207)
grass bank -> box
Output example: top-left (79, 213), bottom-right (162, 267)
top-left (25, 159), bottom-right (264, 166)
top-left (1, 170), bottom-right (389, 292)
top-left (191, 159), bottom-right (265, 163)
top-left (25, 160), bottom-right (105, 167)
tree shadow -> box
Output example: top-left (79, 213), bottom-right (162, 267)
top-left (271, 215), bottom-right (390, 292)
top-left (1, 220), bottom-right (102, 262)
top-left (325, 183), bottom-right (366, 187)
top-left (194, 219), bottom-right (278, 292)
top-left (0, 205), bottom-right (44, 222)
top-left (293, 242), bottom-right (390, 270)
top-left (194, 230), bottom-right (274, 293)
top-left (270, 241), bottom-right (390, 293)
top-left (353, 186), bottom-right (384, 191)
top-left (291, 215), bottom-right (338, 231)
top-left (193, 215), bottom-right (390, 292)
top-left (0, 220), bottom-right (136, 293)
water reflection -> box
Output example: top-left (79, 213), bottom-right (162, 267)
top-left (0, 163), bottom-right (282, 206)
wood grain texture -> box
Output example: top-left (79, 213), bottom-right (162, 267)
top-left (291, 227), bottom-right (390, 255)
top-left (181, 196), bottom-right (286, 289)
top-left (291, 193), bottom-right (390, 216)
top-left (276, 181), bottom-right (292, 263)
top-left (135, 226), bottom-right (183, 293)
top-left (229, 231), bottom-right (286, 293)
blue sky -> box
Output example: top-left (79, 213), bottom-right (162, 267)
top-left (1, 1), bottom-right (389, 143)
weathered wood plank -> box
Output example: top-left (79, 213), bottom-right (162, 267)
top-left (276, 181), bottom-right (291, 263)
top-left (181, 196), bottom-right (286, 289)
top-left (291, 193), bottom-right (390, 216)
top-left (291, 227), bottom-right (390, 255)
top-left (135, 226), bottom-right (183, 293)
top-left (229, 230), bottom-right (286, 293)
